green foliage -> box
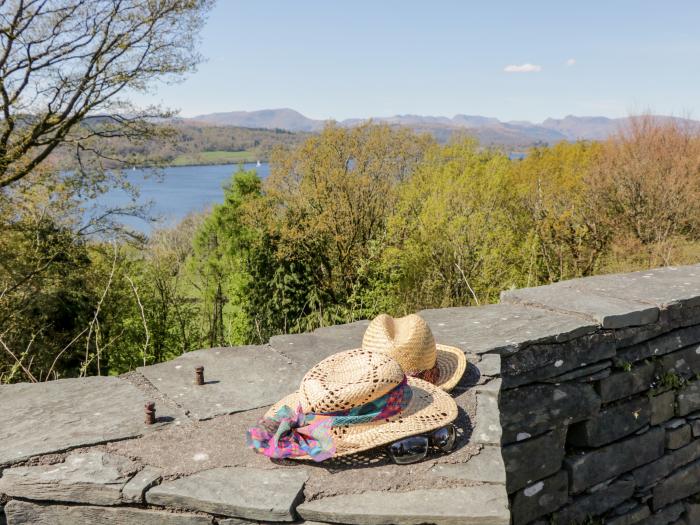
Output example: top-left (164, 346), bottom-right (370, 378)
top-left (188, 169), bottom-right (264, 346)
top-left (170, 150), bottom-right (256, 166)
top-left (257, 123), bottom-right (434, 331)
top-left (3, 120), bottom-right (700, 383)
top-left (658, 371), bottom-right (687, 391)
top-left (52, 125), bottom-right (310, 170)
top-left (512, 141), bottom-right (609, 283)
top-left (384, 139), bottom-right (530, 310)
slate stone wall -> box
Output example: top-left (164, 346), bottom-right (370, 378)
top-left (500, 265), bottom-right (700, 525)
top-left (1, 263), bottom-right (699, 525)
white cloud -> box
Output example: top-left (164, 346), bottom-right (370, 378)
top-left (566, 58), bottom-right (576, 66)
top-left (504, 63), bottom-right (542, 73)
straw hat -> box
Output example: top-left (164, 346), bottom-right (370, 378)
top-left (361, 314), bottom-right (467, 392)
top-left (264, 349), bottom-right (458, 459)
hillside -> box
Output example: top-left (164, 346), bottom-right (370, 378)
top-left (186, 109), bottom-right (700, 148)
top-left (54, 112), bottom-right (700, 170)
top-left (50, 122), bottom-right (311, 169)
top-left (190, 108), bottom-right (324, 132)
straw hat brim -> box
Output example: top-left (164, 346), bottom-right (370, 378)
top-left (434, 343), bottom-right (468, 392)
top-left (265, 377), bottom-right (458, 459)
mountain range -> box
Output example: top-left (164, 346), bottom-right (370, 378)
top-left (187, 109), bottom-right (699, 148)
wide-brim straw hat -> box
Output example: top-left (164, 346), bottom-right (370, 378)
top-left (361, 314), bottom-right (467, 392)
top-left (265, 349), bottom-right (458, 459)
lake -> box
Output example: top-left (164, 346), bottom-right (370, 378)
top-left (96, 153), bottom-right (526, 234)
top-left (94, 162), bottom-right (269, 233)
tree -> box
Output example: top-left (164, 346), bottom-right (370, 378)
top-left (0, 0), bottom-right (214, 189)
top-left (384, 139), bottom-right (528, 310)
top-left (589, 115), bottom-right (700, 266)
top-left (512, 141), bottom-right (609, 283)
top-left (264, 123), bottom-right (433, 325)
top-left (0, 176), bottom-right (96, 382)
top-left (0, 0), bottom-right (214, 383)
top-left (189, 169), bottom-right (265, 346)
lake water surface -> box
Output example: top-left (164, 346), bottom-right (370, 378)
top-left (97, 153), bottom-right (525, 234)
top-left (96, 162), bottom-right (269, 233)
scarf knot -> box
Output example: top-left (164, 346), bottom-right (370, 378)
top-left (246, 376), bottom-right (411, 462)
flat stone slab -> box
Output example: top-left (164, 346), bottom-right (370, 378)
top-left (503, 427), bottom-right (567, 493)
top-left (472, 379), bottom-right (502, 445)
top-left (476, 353), bottom-right (501, 377)
top-left (270, 320), bottom-right (369, 369)
top-left (677, 379), bottom-right (700, 416)
top-left (598, 361), bottom-right (656, 403)
top-left (145, 466), bottom-right (308, 521)
top-left (631, 438), bottom-right (700, 488)
top-left (3, 499), bottom-right (213, 525)
top-left (277, 305), bottom-right (595, 361)
top-left (500, 382), bottom-right (600, 443)
top-left (503, 264), bottom-right (700, 329)
top-left (501, 332), bottom-right (616, 387)
top-left (502, 281), bottom-right (659, 329)
top-left (138, 346), bottom-right (307, 420)
top-left (297, 486), bottom-right (510, 525)
top-left (121, 465), bottom-right (163, 503)
top-left (430, 445), bottom-right (506, 484)
top-left (568, 395), bottom-right (651, 447)
top-left (606, 504), bottom-right (650, 525)
top-left (565, 427), bottom-right (665, 493)
top-left (418, 303), bottom-right (596, 355)
top-left (616, 325), bottom-right (700, 365)
top-left (510, 470), bottom-right (568, 525)
top-left (643, 502), bottom-right (685, 524)
top-left (272, 304), bottom-right (592, 364)
top-left (651, 390), bottom-right (677, 426)
top-left (550, 478), bottom-right (635, 525)
top-left (652, 457), bottom-right (700, 510)
top-left (0, 452), bottom-right (138, 505)
top-left (580, 264), bottom-right (700, 309)
top-left (0, 377), bottom-right (169, 466)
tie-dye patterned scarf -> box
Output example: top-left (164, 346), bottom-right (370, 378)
top-left (246, 377), bottom-right (412, 462)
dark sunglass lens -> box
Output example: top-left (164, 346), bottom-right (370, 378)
top-left (388, 436), bottom-right (429, 465)
top-left (431, 425), bottom-right (456, 452)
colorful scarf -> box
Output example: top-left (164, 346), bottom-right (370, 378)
top-left (246, 377), bottom-right (411, 462)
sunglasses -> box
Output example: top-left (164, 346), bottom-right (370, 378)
top-left (387, 424), bottom-right (457, 465)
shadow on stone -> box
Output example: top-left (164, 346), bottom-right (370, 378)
top-left (453, 361), bottom-right (482, 391)
top-left (274, 405), bottom-right (474, 473)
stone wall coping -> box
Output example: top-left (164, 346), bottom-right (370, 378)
top-left (2, 263), bottom-right (700, 524)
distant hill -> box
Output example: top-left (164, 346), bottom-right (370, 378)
top-left (186, 109), bottom-right (700, 148)
top-left (539, 116), bottom-right (636, 141)
top-left (51, 122), bottom-right (311, 169)
top-left (190, 108), bottom-right (324, 132)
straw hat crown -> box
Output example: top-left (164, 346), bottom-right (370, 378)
top-left (362, 314), bottom-right (436, 373)
top-left (298, 349), bottom-right (404, 413)
top-left (360, 313), bottom-right (467, 392)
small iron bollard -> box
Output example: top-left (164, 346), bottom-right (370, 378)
top-left (145, 401), bottom-right (156, 425)
top-left (195, 366), bottom-right (204, 385)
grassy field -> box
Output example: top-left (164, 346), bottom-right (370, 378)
top-left (170, 150), bottom-right (258, 166)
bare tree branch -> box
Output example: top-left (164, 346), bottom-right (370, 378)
top-left (0, 0), bottom-right (214, 188)
top-left (125, 274), bottom-right (149, 367)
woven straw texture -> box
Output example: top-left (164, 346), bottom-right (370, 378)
top-left (299, 349), bottom-right (403, 413)
top-left (266, 349), bottom-right (458, 458)
top-left (361, 314), bottom-right (467, 392)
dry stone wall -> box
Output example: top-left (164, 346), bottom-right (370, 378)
top-left (0, 263), bottom-right (699, 524)
top-left (500, 264), bottom-right (700, 525)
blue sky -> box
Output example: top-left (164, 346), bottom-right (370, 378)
top-left (133, 1), bottom-right (700, 122)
